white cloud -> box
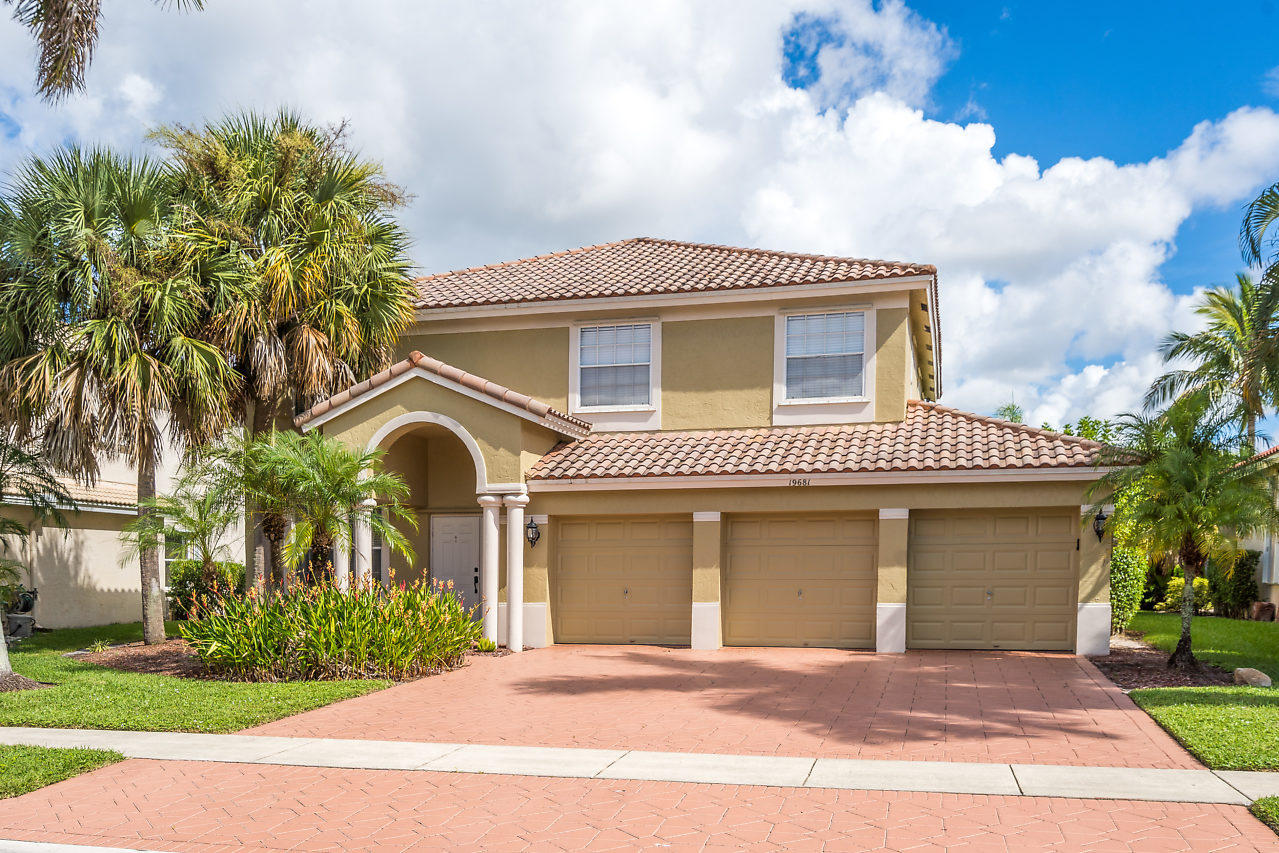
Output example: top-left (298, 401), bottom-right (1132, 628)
top-left (0, 1), bottom-right (1276, 425)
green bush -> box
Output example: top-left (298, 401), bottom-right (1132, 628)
top-left (1110, 548), bottom-right (1145, 633)
top-left (1141, 562), bottom-right (1170, 610)
top-left (1207, 551), bottom-right (1260, 619)
top-left (181, 578), bottom-right (482, 681)
top-left (1156, 575), bottom-right (1211, 614)
top-left (167, 559), bottom-right (245, 620)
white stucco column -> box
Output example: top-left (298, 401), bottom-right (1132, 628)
top-left (332, 529), bottom-right (350, 592)
top-left (478, 495), bottom-right (502, 644)
top-left (504, 494), bottom-right (529, 653)
top-left (353, 499), bottom-right (374, 587)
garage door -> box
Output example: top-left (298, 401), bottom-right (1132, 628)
top-left (554, 516), bottom-right (692, 644)
top-left (724, 514), bottom-right (877, 648)
top-left (907, 508), bottom-right (1078, 650)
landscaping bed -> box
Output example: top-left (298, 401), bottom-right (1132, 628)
top-left (1092, 632), bottom-right (1233, 689)
top-left (77, 638), bottom-right (208, 679)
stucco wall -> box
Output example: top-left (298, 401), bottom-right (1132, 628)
top-left (875, 306), bottom-right (909, 422)
top-left (662, 317), bottom-right (773, 429)
top-left (8, 508), bottom-right (140, 629)
top-left (402, 328), bottom-right (570, 412)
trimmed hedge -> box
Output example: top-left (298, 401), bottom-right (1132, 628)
top-left (1156, 575), bottom-right (1211, 614)
top-left (1110, 548), bottom-right (1145, 634)
top-left (1207, 551), bottom-right (1260, 619)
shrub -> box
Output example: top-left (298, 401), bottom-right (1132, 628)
top-left (1141, 562), bottom-right (1170, 610)
top-left (1206, 551), bottom-right (1260, 619)
top-left (1156, 575), bottom-right (1211, 614)
top-left (180, 578), bottom-right (482, 681)
top-left (167, 559), bottom-right (245, 620)
top-left (475, 637), bottom-right (497, 653)
top-left (1110, 548), bottom-right (1145, 633)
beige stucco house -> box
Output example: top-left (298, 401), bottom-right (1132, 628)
top-left (297, 238), bottom-right (1113, 656)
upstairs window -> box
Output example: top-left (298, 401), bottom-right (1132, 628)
top-left (578, 323), bottom-right (652, 408)
top-left (784, 311), bottom-right (865, 400)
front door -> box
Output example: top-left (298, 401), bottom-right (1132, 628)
top-left (430, 515), bottom-right (481, 612)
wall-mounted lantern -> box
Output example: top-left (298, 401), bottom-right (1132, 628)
top-left (1093, 507), bottom-right (1109, 542)
top-left (525, 518), bottom-right (541, 548)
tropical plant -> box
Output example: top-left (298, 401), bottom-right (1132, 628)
top-left (261, 430), bottom-right (415, 585)
top-left (1039, 415), bottom-right (1115, 443)
top-left (1241, 181), bottom-right (1279, 274)
top-left (994, 400), bottom-right (1024, 423)
top-left (182, 577), bottom-right (481, 681)
top-left (0, 432), bottom-right (73, 675)
top-left (0, 148), bottom-right (237, 644)
top-left (1206, 550), bottom-right (1260, 619)
top-left (122, 482), bottom-right (238, 595)
top-left (153, 110), bottom-right (415, 589)
top-left (1088, 392), bottom-right (1279, 668)
top-left (4, 1), bottom-right (203, 101)
top-left (1145, 273), bottom-right (1279, 451)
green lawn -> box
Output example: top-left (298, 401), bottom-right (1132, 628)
top-left (1254, 797), bottom-right (1279, 835)
top-left (2, 621), bottom-right (390, 732)
top-left (0, 744), bottom-right (123, 799)
top-left (1129, 611), bottom-right (1279, 675)
top-left (1125, 612), bottom-right (1279, 771)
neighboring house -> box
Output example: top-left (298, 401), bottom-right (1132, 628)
top-left (1241, 446), bottom-right (1279, 609)
top-left (1, 479), bottom-right (139, 629)
top-left (296, 238), bottom-right (1112, 656)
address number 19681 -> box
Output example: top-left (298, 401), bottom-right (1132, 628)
top-left (788, 478), bottom-right (811, 487)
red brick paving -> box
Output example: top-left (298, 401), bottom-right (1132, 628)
top-left (252, 646), bottom-right (1198, 769)
top-left (0, 758), bottom-right (1272, 852)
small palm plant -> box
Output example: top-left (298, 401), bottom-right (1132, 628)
top-left (122, 483), bottom-right (238, 592)
top-left (263, 431), bottom-right (416, 587)
top-left (1088, 392), bottom-right (1279, 668)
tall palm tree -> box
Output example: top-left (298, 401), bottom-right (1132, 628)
top-left (4, 1), bottom-right (203, 101)
top-left (1145, 273), bottom-right (1279, 451)
top-left (0, 431), bottom-right (73, 677)
top-left (1088, 392), bottom-right (1279, 668)
top-left (153, 110), bottom-right (416, 589)
top-left (0, 148), bottom-right (236, 644)
top-left (264, 430), bottom-right (415, 587)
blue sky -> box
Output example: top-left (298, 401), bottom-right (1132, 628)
top-left (1, 1), bottom-right (1277, 425)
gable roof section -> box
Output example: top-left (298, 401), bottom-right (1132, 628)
top-left (527, 401), bottom-right (1100, 484)
top-left (294, 351), bottom-right (592, 438)
top-left (411, 237), bottom-right (936, 310)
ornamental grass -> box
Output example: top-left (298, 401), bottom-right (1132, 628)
top-left (180, 577), bottom-right (482, 682)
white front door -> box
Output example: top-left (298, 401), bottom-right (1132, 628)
top-left (430, 515), bottom-right (482, 612)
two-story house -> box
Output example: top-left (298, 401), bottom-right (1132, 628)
top-left (295, 238), bottom-right (1112, 656)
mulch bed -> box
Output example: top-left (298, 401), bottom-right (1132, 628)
top-left (0, 671), bottom-right (49, 692)
top-left (79, 639), bottom-right (213, 680)
top-left (1091, 632), bottom-right (1234, 690)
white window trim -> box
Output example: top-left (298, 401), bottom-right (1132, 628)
top-left (569, 319), bottom-right (661, 431)
top-left (772, 306), bottom-right (875, 426)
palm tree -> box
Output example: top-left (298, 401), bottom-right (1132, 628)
top-left (122, 482), bottom-right (237, 592)
top-left (153, 110), bottom-right (415, 589)
top-left (0, 431), bottom-right (73, 678)
top-left (1241, 181), bottom-right (1279, 273)
top-left (0, 148), bottom-right (237, 644)
top-left (4, 1), bottom-right (204, 101)
top-left (263, 430), bottom-right (415, 588)
top-left (1145, 273), bottom-right (1279, 451)
top-left (1088, 392), bottom-right (1279, 668)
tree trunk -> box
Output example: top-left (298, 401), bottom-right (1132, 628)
top-left (263, 514), bottom-right (287, 590)
top-left (244, 399), bottom-right (274, 592)
top-left (138, 454), bottom-right (167, 644)
top-left (0, 616), bottom-right (12, 675)
top-left (1169, 539), bottom-right (1202, 669)
top-left (1247, 412), bottom-right (1258, 455)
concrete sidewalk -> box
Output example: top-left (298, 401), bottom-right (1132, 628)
top-left (4, 726), bottom-right (1276, 805)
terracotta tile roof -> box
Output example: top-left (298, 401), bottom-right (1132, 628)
top-left (411, 237), bottom-right (936, 309)
top-left (294, 351), bottom-right (592, 437)
top-left (3, 478), bottom-right (137, 510)
top-left (527, 401), bottom-right (1101, 481)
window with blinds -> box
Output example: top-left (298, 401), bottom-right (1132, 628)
top-left (579, 323), bottom-right (652, 407)
top-left (784, 312), bottom-right (865, 400)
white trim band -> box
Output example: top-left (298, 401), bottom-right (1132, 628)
top-left (692, 511), bottom-right (722, 522)
top-left (878, 508), bottom-right (909, 520)
top-left (529, 468), bottom-right (1106, 492)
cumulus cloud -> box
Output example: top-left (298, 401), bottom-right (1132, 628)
top-left (0, 1), bottom-right (1276, 424)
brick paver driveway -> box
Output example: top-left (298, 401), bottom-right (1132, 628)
top-left (2, 759), bottom-right (1274, 852)
top-left (254, 646), bottom-right (1196, 768)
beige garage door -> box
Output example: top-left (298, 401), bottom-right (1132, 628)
top-left (554, 516), bottom-right (692, 644)
top-left (908, 508), bottom-right (1078, 650)
top-left (724, 514), bottom-right (877, 649)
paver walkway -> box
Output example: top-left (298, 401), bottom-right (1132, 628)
top-left (1, 759), bottom-right (1275, 852)
top-left (253, 646), bottom-right (1197, 768)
